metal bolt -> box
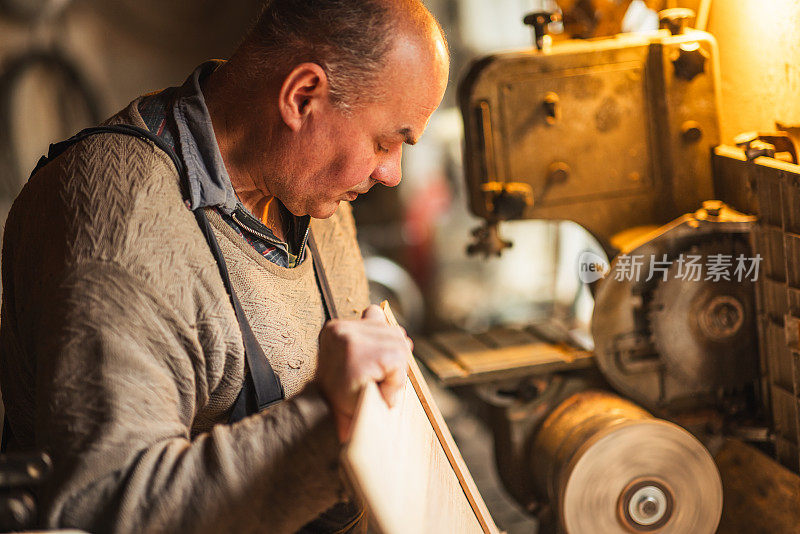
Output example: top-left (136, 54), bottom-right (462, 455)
top-left (700, 295), bottom-right (744, 341)
top-left (639, 496), bottom-right (658, 517)
top-left (547, 161), bottom-right (570, 183)
top-left (628, 485), bottom-right (667, 526)
top-left (681, 120), bottom-right (703, 143)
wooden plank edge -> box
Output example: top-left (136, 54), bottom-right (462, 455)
top-left (381, 301), bottom-right (500, 534)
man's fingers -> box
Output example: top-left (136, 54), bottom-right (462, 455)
top-left (361, 304), bottom-right (384, 321)
top-left (318, 307), bottom-right (412, 436)
top-left (377, 359), bottom-right (408, 408)
top-left (346, 324), bottom-right (410, 349)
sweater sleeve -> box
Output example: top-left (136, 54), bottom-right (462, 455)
top-left (23, 259), bottom-right (343, 534)
top-left (0, 136), bottom-right (346, 533)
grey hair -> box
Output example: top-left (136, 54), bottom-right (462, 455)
top-left (241, 0), bottom-right (401, 112)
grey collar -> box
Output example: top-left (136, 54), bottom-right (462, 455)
top-left (172, 60), bottom-right (238, 214)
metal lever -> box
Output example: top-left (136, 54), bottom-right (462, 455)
top-left (523, 11), bottom-right (562, 51)
top-left (467, 183), bottom-right (534, 257)
top-left (470, 101), bottom-right (534, 257)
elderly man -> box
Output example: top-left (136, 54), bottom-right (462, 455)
top-left (0, 0), bottom-right (449, 532)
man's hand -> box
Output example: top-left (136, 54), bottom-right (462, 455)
top-left (315, 305), bottom-right (412, 443)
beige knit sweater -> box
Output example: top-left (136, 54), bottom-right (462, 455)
top-left (0, 100), bottom-right (371, 533)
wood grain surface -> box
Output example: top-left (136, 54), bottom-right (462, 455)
top-left (341, 303), bottom-right (500, 534)
top-left (416, 328), bottom-right (593, 386)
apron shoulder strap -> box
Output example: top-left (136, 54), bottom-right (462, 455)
top-left (30, 124), bottom-right (186, 181)
top-left (308, 230), bottom-right (339, 321)
top-left (194, 208), bottom-right (284, 419)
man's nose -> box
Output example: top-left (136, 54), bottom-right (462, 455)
top-left (371, 149), bottom-right (402, 188)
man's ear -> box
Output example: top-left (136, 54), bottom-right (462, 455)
top-left (278, 62), bottom-right (330, 132)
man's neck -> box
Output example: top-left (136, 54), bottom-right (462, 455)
top-left (203, 64), bottom-right (288, 240)
top-left (229, 181), bottom-right (286, 240)
top-left (252, 195), bottom-right (288, 241)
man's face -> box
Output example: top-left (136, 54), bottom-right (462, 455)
top-left (282, 35), bottom-right (449, 219)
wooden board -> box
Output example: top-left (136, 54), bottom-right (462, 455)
top-left (413, 338), bottom-right (470, 383)
top-left (417, 329), bottom-right (594, 386)
top-left (341, 303), bottom-right (499, 534)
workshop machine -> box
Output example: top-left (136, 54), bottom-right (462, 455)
top-left (416, 8), bottom-right (800, 534)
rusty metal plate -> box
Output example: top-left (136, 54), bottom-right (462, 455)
top-left (500, 62), bottom-right (652, 206)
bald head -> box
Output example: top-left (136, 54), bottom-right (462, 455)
top-left (235, 0), bottom-right (448, 111)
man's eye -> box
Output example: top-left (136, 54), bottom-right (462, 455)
top-left (377, 144), bottom-right (390, 154)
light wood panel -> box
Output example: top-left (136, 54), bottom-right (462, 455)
top-left (341, 303), bottom-right (499, 534)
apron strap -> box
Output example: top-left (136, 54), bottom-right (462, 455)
top-left (308, 230), bottom-right (339, 322)
top-left (194, 208), bottom-right (284, 419)
top-left (30, 124), bottom-right (185, 181)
